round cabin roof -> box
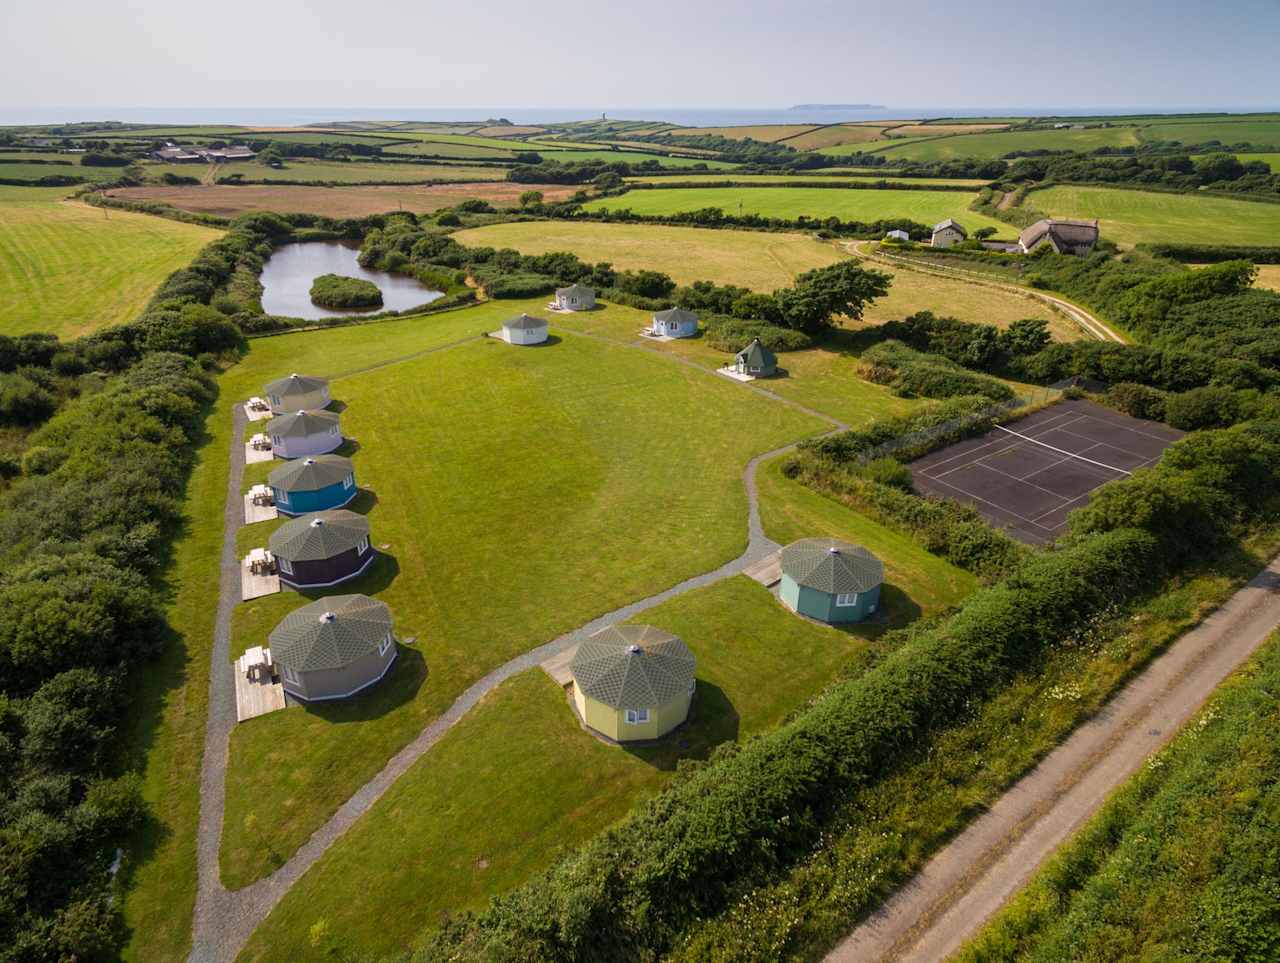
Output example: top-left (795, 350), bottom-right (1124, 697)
top-left (570, 624), bottom-right (696, 711)
top-left (502, 313), bottom-right (548, 331)
top-left (269, 594), bottom-right (393, 673)
top-left (269, 510), bottom-right (370, 563)
top-left (268, 454), bottom-right (353, 493)
top-left (265, 409), bottom-right (340, 440)
top-left (556, 283), bottom-right (594, 296)
top-left (265, 372), bottom-right (329, 398)
top-left (780, 538), bottom-right (884, 595)
top-left (653, 307), bottom-right (698, 324)
top-left (735, 337), bottom-right (777, 367)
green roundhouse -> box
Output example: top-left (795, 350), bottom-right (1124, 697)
top-left (779, 537), bottom-right (883, 624)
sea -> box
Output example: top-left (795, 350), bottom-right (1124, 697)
top-left (1, 105), bottom-right (1275, 128)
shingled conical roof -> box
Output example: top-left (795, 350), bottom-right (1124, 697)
top-left (268, 454), bottom-right (353, 493)
top-left (269, 510), bottom-right (369, 563)
top-left (266, 409), bottom-right (340, 439)
top-left (570, 625), bottom-right (695, 710)
top-left (269, 594), bottom-right (392, 672)
top-left (735, 337), bottom-right (777, 369)
top-left (502, 313), bottom-right (548, 331)
top-left (654, 307), bottom-right (698, 324)
top-left (265, 372), bottom-right (328, 398)
top-left (780, 538), bottom-right (883, 594)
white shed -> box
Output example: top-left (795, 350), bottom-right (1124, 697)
top-left (885, 229), bottom-right (910, 242)
top-left (554, 284), bottom-right (595, 311)
top-left (651, 308), bottom-right (699, 339)
top-left (500, 313), bottom-right (549, 345)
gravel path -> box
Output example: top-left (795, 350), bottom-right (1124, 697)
top-left (826, 554), bottom-right (1280, 963)
top-left (188, 332), bottom-right (844, 962)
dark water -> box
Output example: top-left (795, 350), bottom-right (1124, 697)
top-left (259, 242), bottom-right (443, 320)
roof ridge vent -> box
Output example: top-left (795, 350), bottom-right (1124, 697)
top-left (626, 644), bottom-right (642, 655)
top-left (828, 546), bottom-right (841, 555)
top-left (319, 611), bottom-right (336, 623)
top-left (310, 517), bottom-right (325, 527)
top-left (303, 458), bottom-right (315, 465)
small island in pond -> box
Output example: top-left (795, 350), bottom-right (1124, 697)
top-left (309, 273), bottom-right (384, 310)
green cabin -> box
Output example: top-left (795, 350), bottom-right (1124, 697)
top-left (733, 338), bottom-right (777, 377)
top-left (779, 537), bottom-right (883, 624)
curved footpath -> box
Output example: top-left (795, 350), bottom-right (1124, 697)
top-left (189, 332), bottom-right (845, 962)
top-left (848, 241), bottom-right (1125, 344)
top-left (827, 554), bottom-right (1280, 963)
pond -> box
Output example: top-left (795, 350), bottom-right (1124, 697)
top-left (259, 241), bottom-right (444, 320)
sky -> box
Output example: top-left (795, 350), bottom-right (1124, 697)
top-left (2, 0), bottom-right (1278, 114)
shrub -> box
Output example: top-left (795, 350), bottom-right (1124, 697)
top-left (1106, 382), bottom-right (1168, 421)
top-left (891, 362), bottom-right (1015, 402)
top-left (308, 274), bottom-right (383, 310)
top-left (703, 316), bottom-right (813, 353)
top-left (1164, 385), bottom-right (1241, 430)
top-left (856, 457), bottom-right (912, 491)
top-left (0, 373), bottom-right (56, 426)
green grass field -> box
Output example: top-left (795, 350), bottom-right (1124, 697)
top-left (453, 220), bottom-right (847, 291)
top-left (0, 185), bottom-right (221, 338)
top-left (955, 630), bottom-right (1280, 963)
top-left (380, 140), bottom-right (517, 159)
top-left (1194, 151), bottom-right (1280, 171)
top-left (1140, 119), bottom-right (1280, 148)
top-left (869, 126), bottom-right (1141, 160)
top-left (1028, 184), bottom-right (1280, 247)
top-left (529, 148), bottom-right (736, 168)
top-left (0, 161), bottom-right (124, 183)
top-left (218, 319), bottom-right (825, 887)
top-left (232, 159), bottom-right (506, 183)
top-left (235, 454), bottom-right (977, 961)
top-left (623, 173), bottom-right (992, 187)
top-left (583, 187), bottom-right (1010, 234)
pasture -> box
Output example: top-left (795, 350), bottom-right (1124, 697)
top-left (623, 173), bottom-right (992, 187)
top-left (453, 219), bottom-right (847, 290)
top-left (870, 126), bottom-right (1142, 160)
top-left (227, 159), bottom-right (506, 183)
top-left (1140, 119), bottom-right (1280, 148)
top-left (0, 186), bottom-right (221, 338)
top-left (1027, 184), bottom-right (1280, 247)
top-left (669, 124), bottom-right (820, 142)
top-left (234, 455), bottom-right (976, 962)
top-left (0, 161), bottom-right (123, 183)
top-left (584, 186), bottom-right (1011, 234)
top-left (783, 125), bottom-right (891, 150)
top-left (104, 182), bottom-right (579, 218)
top-left (219, 320), bottom-right (825, 887)
top-left (1193, 151), bottom-right (1280, 171)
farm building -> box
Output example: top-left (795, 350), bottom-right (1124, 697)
top-left (554, 283), bottom-right (596, 311)
top-left (779, 538), bottom-right (884, 624)
top-left (885, 229), bottom-right (911, 242)
top-left (265, 373), bottom-right (331, 414)
top-left (265, 409), bottom-right (343, 459)
top-left (499, 313), bottom-right (549, 345)
top-left (651, 308), bottom-right (699, 339)
top-left (269, 454), bottom-right (358, 515)
top-left (1018, 218), bottom-right (1100, 256)
top-left (198, 146), bottom-right (255, 161)
top-left (268, 510), bottom-right (376, 589)
top-left (733, 338), bottom-right (778, 377)
top-left (152, 145), bottom-right (202, 162)
top-left (269, 594), bottom-right (396, 702)
top-left (931, 219), bottom-right (968, 248)
top-left (569, 624), bottom-right (696, 742)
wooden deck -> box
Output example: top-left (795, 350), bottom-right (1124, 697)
top-left (244, 442), bottom-right (274, 465)
top-left (241, 556), bottom-right (280, 601)
top-left (243, 402), bottom-right (272, 422)
top-left (744, 550), bottom-right (783, 587)
top-left (540, 644), bottom-right (579, 686)
top-left (234, 648), bottom-right (287, 723)
top-left (243, 491), bottom-right (278, 525)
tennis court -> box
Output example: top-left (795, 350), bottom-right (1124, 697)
top-left (909, 399), bottom-right (1185, 545)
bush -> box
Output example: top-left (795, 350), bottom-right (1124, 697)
top-left (308, 274), bottom-right (384, 309)
top-left (891, 362), bottom-right (1015, 402)
top-left (703, 316), bottom-right (813, 353)
top-left (856, 457), bottom-right (912, 491)
top-left (1164, 385), bottom-right (1241, 430)
top-left (0, 373), bottom-right (56, 426)
top-left (1106, 382), bottom-right (1168, 421)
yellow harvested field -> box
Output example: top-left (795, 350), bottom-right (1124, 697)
top-left (453, 220), bottom-right (845, 291)
top-left (1251, 264), bottom-right (1280, 292)
top-left (786, 125), bottom-right (888, 150)
top-left (471, 125), bottom-right (546, 137)
top-left (894, 123), bottom-right (1010, 136)
top-left (670, 124), bottom-right (820, 142)
top-left (0, 186), bottom-right (221, 338)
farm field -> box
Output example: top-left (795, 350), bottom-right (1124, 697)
top-left (955, 630), bottom-right (1280, 963)
top-left (870, 126), bottom-right (1142, 160)
top-left (378, 140), bottom-right (517, 159)
top-left (584, 186), bottom-right (1011, 234)
top-left (104, 182), bottom-right (579, 217)
top-left (0, 185), bottom-right (221, 338)
top-left (453, 220), bottom-right (847, 290)
top-left (1140, 119), bottom-right (1280, 147)
top-left (1193, 151), bottom-right (1280, 171)
top-left (219, 321), bottom-right (825, 887)
top-left (669, 124), bottom-right (820, 142)
top-left (236, 456), bottom-right (976, 962)
top-left (1028, 184), bottom-right (1280, 246)
top-left (223, 159), bottom-right (505, 183)
top-left (1254, 264), bottom-right (1280, 292)
top-left (782, 125), bottom-right (891, 150)
top-left (0, 161), bottom-right (124, 183)
top-left (623, 173), bottom-right (992, 186)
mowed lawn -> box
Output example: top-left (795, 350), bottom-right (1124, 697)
top-left (219, 323), bottom-right (825, 887)
top-left (0, 186), bottom-right (221, 337)
top-left (237, 465), bottom-right (977, 962)
top-left (454, 220), bottom-right (847, 290)
top-left (584, 187), bottom-right (1011, 235)
top-left (1028, 185), bottom-right (1280, 247)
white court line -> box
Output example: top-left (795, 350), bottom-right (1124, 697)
top-left (924, 415), bottom-right (1093, 481)
top-left (914, 412), bottom-right (1085, 477)
top-left (993, 425), bottom-right (1132, 476)
top-left (917, 472), bottom-right (1058, 534)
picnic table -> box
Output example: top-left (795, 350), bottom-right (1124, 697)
top-left (250, 433), bottom-right (271, 450)
top-left (247, 547), bottom-right (275, 575)
top-left (248, 396), bottom-right (270, 411)
top-left (249, 484), bottom-right (273, 506)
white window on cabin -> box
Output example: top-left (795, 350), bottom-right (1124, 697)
top-left (282, 665), bottom-right (299, 685)
top-left (277, 490), bottom-right (288, 505)
top-left (277, 557), bottom-right (293, 575)
top-left (625, 708), bottom-right (650, 724)
top-left (358, 536), bottom-right (369, 554)
top-left (378, 634), bottom-right (393, 657)
top-left (271, 394), bottom-right (280, 407)
top-left (329, 426), bottom-right (338, 436)
top-left (272, 435), bottom-right (282, 447)
top-left (343, 474), bottom-right (354, 489)
top-left (835, 593), bottom-right (858, 607)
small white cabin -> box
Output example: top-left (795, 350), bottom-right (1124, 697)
top-left (500, 313), bottom-right (549, 345)
top-left (555, 284), bottom-right (595, 311)
top-left (651, 308), bottom-right (698, 339)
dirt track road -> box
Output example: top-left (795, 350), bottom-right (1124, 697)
top-left (826, 554), bottom-right (1280, 963)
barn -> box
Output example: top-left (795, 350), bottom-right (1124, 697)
top-left (268, 594), bottom-right (396, 702)
top-left (264, 373), bottom-right (330, 414)
top-left (569, 624), bottom-right (696, 742)
top-left (930, 219), bottom-right (968, 248)
top-left (554, 283), bottom-right (596, 311)
top-left (268, 510), bottom-right (376, 589)
top-left (650, 308), bottom-right (699, 339)
top-left (779, 538), bottom-right (884, 624)
top-left (268, 454), bottom-right (357, 516)
top-left (1018, 218), bottom-right (1100, 256)
top-left (499, 313), bottom-right (549, 345)
top-left (265, 409), bottom-right (343, 459)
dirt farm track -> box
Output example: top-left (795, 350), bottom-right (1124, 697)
top-left (106, 182), bottom-right (579, 218)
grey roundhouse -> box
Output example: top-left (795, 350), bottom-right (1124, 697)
top-left (266, 409), bottom-right (343, 459)
top-left (268, 510), bottom-right (375, 589)
top-left (265, 373), bottom-right (330, 414)
top-left (269, 594), bottom-right (396, 702)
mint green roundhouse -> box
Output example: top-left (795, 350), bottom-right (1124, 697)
top-left (779, 537), bottom-right (884, 624)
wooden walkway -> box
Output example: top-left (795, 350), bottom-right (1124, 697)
top-left (540, 644), bottom-right (579, 686)
top-left (743, 549), bottom-right (782, 587)
top-left (240, 556), bottom-right (280, 601)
